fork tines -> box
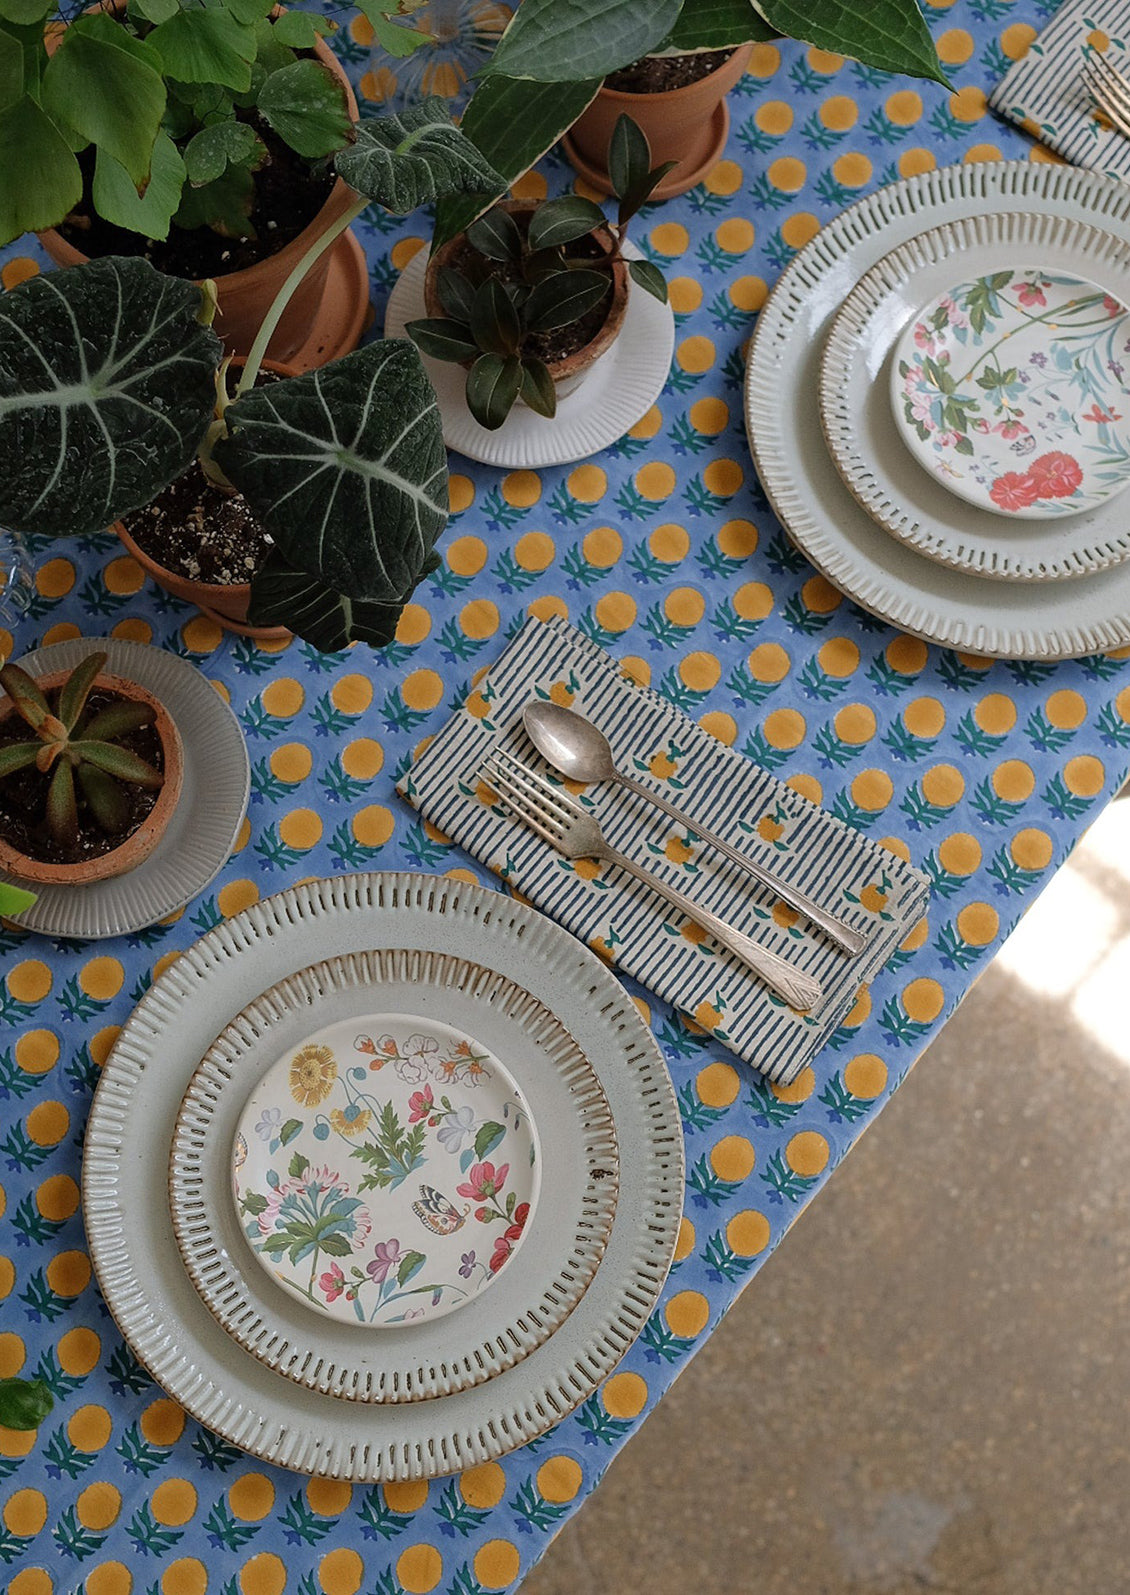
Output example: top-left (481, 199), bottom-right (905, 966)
top-left (1082, 49), bottom-right (1130, 135)
top-left (482, 749), bottom-right (572, 842)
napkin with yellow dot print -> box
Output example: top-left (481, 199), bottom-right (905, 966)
top-left (398, 615), bottom-right (929, 1085)
top-left (989, 0), bottom-right (1130, 173)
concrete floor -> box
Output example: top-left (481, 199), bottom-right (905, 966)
top-left (525, 798), bottom-right (1130, 1595)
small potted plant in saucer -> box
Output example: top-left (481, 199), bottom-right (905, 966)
top-left (0, 650), bottom-right (182, 886)
top-left (407, 115), bottom-right (670, 430)
top-left (0, 101), bottom-right (502, 651)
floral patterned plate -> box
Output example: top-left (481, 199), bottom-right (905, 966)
top-left (233, 1014), bottom-right (540, 1329)
top-left (891, 267), bottom-right (1130, 520)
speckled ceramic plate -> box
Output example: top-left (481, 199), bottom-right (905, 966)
top-left (169, 948), bottom-right (622, 1404)
top-left (85, 874), bottom-right (681, 1477)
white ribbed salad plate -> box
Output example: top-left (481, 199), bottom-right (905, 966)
top-left (820, 213), bottom-right (1130, 581)
top-left (384, 241), bottom-right (674, 469)
top-left (168, 950), bottom-right (620, 1403)
top-left (0, 637), bottom-right (249, 938)
top-left (84, 874), bottom-right (682, 1479)
top-left (747, 161), bottom-right (1130, 657)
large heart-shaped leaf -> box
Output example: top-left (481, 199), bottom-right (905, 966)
top-left (215, 339), bottom-right (448, 603)
top-left (0, 256), bottom-right (221, 538)
top-left (248, 547), bottom-right (438, 652)
top-left (751, 0), bottom-right (946, 82)
top-left (660, 0), bottom-right (779, 51)
top-left (482, 0), bottom-right (681, 81)
top-left (335, 98), bottom-right (504, 216)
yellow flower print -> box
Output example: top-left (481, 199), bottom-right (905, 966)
top-left (290, 1044), bottom-right (337, 1106)
top-left (329, 1105), bottom-right (372, 1137)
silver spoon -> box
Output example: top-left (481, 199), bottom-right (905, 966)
top-left (522, 700), bottom-right (867, 958)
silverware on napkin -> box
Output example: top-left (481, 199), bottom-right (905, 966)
top-left (483, 748), bottom-right (824, 1012)
top-left (1082, 48), bottom-right (1130, 140)
top-left (522, 700), bottom-right (867, 958)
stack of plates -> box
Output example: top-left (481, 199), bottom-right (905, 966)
top-left (83, 873), bottom-right (683, 1479)
top-left (745, 161), bottom-right (1130, 660)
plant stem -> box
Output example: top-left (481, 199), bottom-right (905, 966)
top-left (236, 193), bottom-right (368, 399)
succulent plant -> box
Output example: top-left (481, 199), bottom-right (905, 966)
top-left (0, 652), bottom-right (164, 850)
top-left (408, 115), bottom-right (671, 430)
top-left (0, 1376), bottom-right (53, 1431)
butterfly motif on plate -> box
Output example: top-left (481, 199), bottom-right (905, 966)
top-left (412, 1185), bottom-right (470, 1236)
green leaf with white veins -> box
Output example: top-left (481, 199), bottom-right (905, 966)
top-left (335, 99), bottom-right (504, 215)
top-left (42, 15), bottom-right (165, 187)
top-left (214, 340), bottom-right (448, 602)
top-left (525, 270), bottom-right (610, 333)
top-left (0, 257), bottom-right (221, 538)
top-left (248, 549), bottom-right (425, 652)
top-left (147, 8), bottom-right (257, 92)
top-left (259, 60), bottom-right (351, 158)
top-left (750, 0), bottom-right (946, 82)
top-left (483, 0), bottom-right (682, 81)
top-left (93, 131), bottom-right (186, 240)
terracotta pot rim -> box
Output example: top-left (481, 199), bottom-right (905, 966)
top-left (0, 668), bottom-right (184, 886)
top-left (424, 198), bottom-right (630, 384)
top-left (597, 45), bottom-right (749, 104)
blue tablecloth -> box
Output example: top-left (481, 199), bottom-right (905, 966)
top-left (3, 3), bottom-right (1123, 1593)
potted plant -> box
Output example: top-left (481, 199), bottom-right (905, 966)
top-left (407, 115), bottom-right (670, 429)
top-left (1, 0), bottom-right (430, 365)
top-left (0, 100), bottom-right (502, 652)
top-left (0, 650), bottom-right (182, 886)
top-left (433, 0), bottom-right (949, 230)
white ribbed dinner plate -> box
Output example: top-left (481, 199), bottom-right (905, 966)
top-left (83, 874), bottom-right (682, 1479)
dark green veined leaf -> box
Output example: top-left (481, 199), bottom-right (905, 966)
top-left (526, 195), bottom-right (606, 253)
top-left (0, 743), bottom-right (39, 779)
top-left (608, 115), bottom-right (650, 209)
top-left (247, 550), bottom-right (414, 653)
top-left (288, 1151), bottom-right (310, 1178)
top-left (474, 1121), bottom-right (505, 1160)
top-left (46, 759), bottom-right (76, 847)
top-left (182, 120), bottom-right (264, 186)
top-left (266, 7), bottom-right (331, 46)
top-left (525, 269), bottom-right (610, 333)
top-left (470, 277), bottom-right (519, 357)
top-left (466, 205), bottom-right (523, 263)
top-left (397, 1250), bottom-right (426, 1287)
top-left (92, 131), bottom-right (187, 242)
top-left (147, 7), bottom-right (257, 92)
top-left (659, 0), bottom-right (778, 51)
top-left (405, 317), bottom-right (479, 363)
top-left (520, 357), bottom-right (556, 419)
top-left (483, 0), bottom-right (681, 81)
top-left (750, 0), bottom-right (946, 82)
top-left (41, 15), bottom-right (165, 188)
top-left (0, 0), bottom-right (55, 23)
top-left (433, 75), bottom-right (600, 250)
top-left (336, 97), bottom-right (504, 216)
top-left (0, 95), bottom-right (81, 243)
top-left (0, 257), bottom-right (221, 538)
top-left (175, 159), bottom-right (255, 236)
top-left (436, 267), bottom-right (476, 322)
top-left (215, 339), bottom-right (449, 603)
top-left (58, 652), bottom-right (105, 733)
top-left (0, 1377), bottom-right (53, 1431)
top-left (628, 257), bottom-right (669, 303)
top-left (258, 59), bottom-right (351, 158)
top-left (279, 1118), bottom-right (302, 1146)
top-left (76, 763), bottom-right (129, 834)
top-left (465, 352), bottom-right (522, 431)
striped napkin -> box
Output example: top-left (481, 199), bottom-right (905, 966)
top-left (397, 616), bottom-right (929, 1085)
top-left (990, 0), bottom-right (1130, 174)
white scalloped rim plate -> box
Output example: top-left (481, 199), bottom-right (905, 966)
top-left (84, 873), bottom-right (682, 1479)
top-left (168, 950), bottom-right (620, 1402)
top-left (820, 213), bottom-right (1130, 581)
top-left (383, 241), bottom-right (674, 469)
top-left (747, 161), bottom-right (1130, 657)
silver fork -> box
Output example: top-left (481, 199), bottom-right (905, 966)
top-left (1082, 50), bottom-right (1130, 138)
top-left (483, 749), bottom-right (823, 1012)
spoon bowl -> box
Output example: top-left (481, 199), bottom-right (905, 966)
top-left (523, 701), bottom-right (618, 782)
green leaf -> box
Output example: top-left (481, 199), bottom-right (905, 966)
top-left (336, 98), bottom-right (504, 216)
top-left (147, 8), bottom-right (256, 92)
top-left (42, 15), bottom-right (165, 189)
top-left (258, 59), bottom-right (351, 158)
top-left (288, 1151), bottom-right (310, 1178)
top-left (0, 881), bottom-right (37, 917)
top-left (474, 1121), bottom-right (505, 1160)
top-left (279, 1118), bottom-right (302, 1146)
top-left (660, 0), bottom-right (778, 51)
top-left (0, 1377), bottom-right (53, 1430)
top-left (628, 256), bottom-right (668, 302)
top-left (215, 339), bottom-right (448, 603)
top-left (465, 352), bottom-right (521, 430)
top-left (77, 699), bottom-right (154, 744)
top-left (0, 0), bottom-right (54, 22)
top-left (0, 258), bottom-right (221, 538)
top-left (406, 317), bottom-right (479, 363)
top-left (223, 0), bottom-right (277, 23)
top-left (269, 9), bottom-right (334, 48)
top-left (470, 277), bottom-right (519, 356)
top-left (0, 95), bottom-right (81, 244)
top-left (248, 550), bottom-right (411, 652)
top-left (397, 1250), bottom-right (426, 1287)
top-left (46, 758), bottom-right (76, 847)
top-left (433, 74), bottom-right (601, 250)
top-left (241, 1191), bottom-right (268, 1215)
top-left (175, 159), bottom-right (255, 235)
top-left (750, 0), bottom-right (946, 83)
top-left (0, 661), bottom-right (50, 729)
top-left (77, 762), bottom-right (129, 834)
top-left (483, 0), bottom-right (681, 82)
top-left (520, 358), bottom-right (556, 418)
top-left (318, 1233), bottom-right (352, 1257)
top-left (525, 268), bottom-right (610, 333)
top-left (0, 742), bottom-right (39, 779)
top-left (359, 7), bottom-right (429, 57)
top-left (128, 0), bottom-right (179, 24)
top-left (261, 1233), bottom-right (291, 1253)
top-left (436, 267), bottom-right (476, 322)
top-left (608, 114), bottom-right (650, 208)
top-left (58, 651), bottom-right (106, 733)
top-left (73, 740), bottom-right (163, 787)
top-left (526, 195), bottom-right (606, 253)
top-left (183, 120), bottom-right (264, 186)
top-left (466, 205), bottom-right (523, 263)
top-left (92, 131), bottom-right (187, 242)
top-left (0, 23), bottom-right (22, 110)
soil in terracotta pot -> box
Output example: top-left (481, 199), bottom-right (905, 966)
top-left (0, 690), bottom-right (165, 865)
top-left (449, 226), bottom-right (613, 363)
top-left (122, 462), bottom-right (273, 587)
top-left (58, 118), bottom-right (335, 279)
top-left (605, 49), bottom-right (732, 93)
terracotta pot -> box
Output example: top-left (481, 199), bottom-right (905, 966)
top-left (563, 46), bottom-right (753, 200)
top-left (114, 359), bottom-right (294, 641)
top-left (0, 668), bottom-right (184, 886)
top-left (424, 199), bottom-right (630, 401)
top-left (39, 18), bottom-right (367, 369)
